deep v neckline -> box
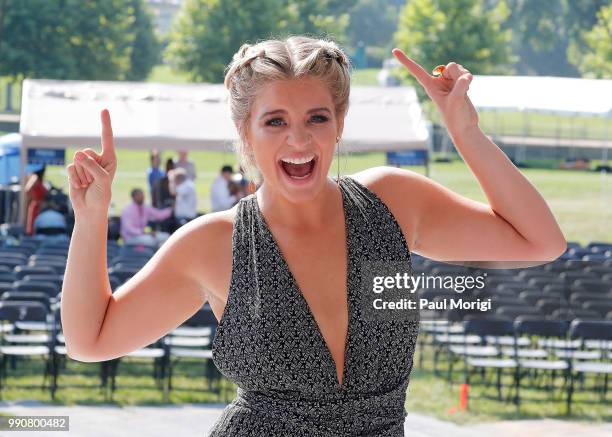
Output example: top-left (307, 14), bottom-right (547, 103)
top-left (252, 176), bottom-right (352, 389)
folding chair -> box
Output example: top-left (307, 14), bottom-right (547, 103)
top-left (513, 318), bottom-right (570, 407)
top-left (165, 306), bottom-right (221, 400)
top-left (0, 301), bottom-right (53, 398)
top-left (461, 318), bottom-right (518, 404)
top-left (566, 320), bottom-right (612, 414)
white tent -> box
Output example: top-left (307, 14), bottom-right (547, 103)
top-left (17, 79), bottom-right (431, 223)
top-left (462, 75), bottom-right (611, 163)
top-left (468, 75), bottom-right (612, 115)
top-left (19, 79), bottom-right (429, 151)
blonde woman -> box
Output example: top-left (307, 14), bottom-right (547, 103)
top-left (61, 36), bottom-right (565, 436)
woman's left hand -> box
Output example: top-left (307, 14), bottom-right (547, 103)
top-left (392, 48), bottom-right (479, 136)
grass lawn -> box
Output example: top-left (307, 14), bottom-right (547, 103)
top-left (406, 347), bottom-right (611, 424)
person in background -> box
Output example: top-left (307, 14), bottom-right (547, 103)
top-left (120, 188), bottom-right (172, 247)
top-left (152, 158), bottom-right (175, 209)
top-left (238, 165), bottom-right (257, 195)
top-left (210, 165), bottom-right (237, 212)
top-left (147, 150), bottom-right (165, 203)
top-left (25, 164), bottom-right (49, 235)
top-left (33, 200), bottom-right (67, 236)
top-left (173, 150), bottom-right (196, 181)
top-left (171, 167), bottom-right (198, 227)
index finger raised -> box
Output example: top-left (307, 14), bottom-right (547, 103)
top-left (100, 109), bottom-right (116, 158)
top-left (391, 48), bottom-right (434, 88)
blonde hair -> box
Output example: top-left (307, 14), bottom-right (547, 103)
top-left (223, 35), bottom-right (352, 182)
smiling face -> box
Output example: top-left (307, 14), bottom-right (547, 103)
top-left (244, 76), bottom-right (344, 203)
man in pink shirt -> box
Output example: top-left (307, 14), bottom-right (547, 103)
top-left (120, 188), bottom-right (173, 247)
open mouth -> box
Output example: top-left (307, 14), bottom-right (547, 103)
top-left (279, 154), bottom-right (316, 180)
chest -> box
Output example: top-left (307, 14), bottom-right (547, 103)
top-left (270, 219), bottom-right (349, 332)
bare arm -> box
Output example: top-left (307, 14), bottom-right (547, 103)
top-left (85, 220), bottom-right (209, 362)
top-left (358, 51), bottom-right (566, 267)
top-left (61, 213), bottom-right (113, 356)
top-left (358, 159), bottom-right (565, 267)
top-left (61, 110), bottom-right (216, 362)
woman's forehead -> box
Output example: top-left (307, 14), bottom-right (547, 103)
top-left (253, 77), bottom-right (334, 114)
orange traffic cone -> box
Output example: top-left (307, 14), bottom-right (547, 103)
top-left (459, 383), bottom-right (469, 411)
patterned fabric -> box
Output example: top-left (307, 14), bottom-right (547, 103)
top-left (210, 175), bottom-right (420, 436)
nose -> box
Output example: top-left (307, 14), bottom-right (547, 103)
top-left (287, 127), bottom-right (312, 149)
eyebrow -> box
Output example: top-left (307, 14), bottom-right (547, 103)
top-left (259, 107), bottom-right (331, 120)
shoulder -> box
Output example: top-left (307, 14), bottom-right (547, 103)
top-left (349, 166), bottom-right (432, 250)
top-left (161, 202), bottom-right (238, 300)
top-left (173, 206), bottom-right (235, 250)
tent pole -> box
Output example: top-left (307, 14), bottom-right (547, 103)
top-left (18, 143), bottom-right (27, 227)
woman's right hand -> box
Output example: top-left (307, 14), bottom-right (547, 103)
top-left (66, 109), bottom-right (117, 216)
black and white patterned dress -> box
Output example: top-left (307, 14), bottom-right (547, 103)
top-left (209, 175), bottom-right (420, 436)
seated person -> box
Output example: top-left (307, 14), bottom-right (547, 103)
top-left (120, 188), bottom-right (173, 247)
top-left (210, 165), bottom-right (238, 212)
top-left (172, 168), bottom-right (198, 227)
top-left (33, 200), bottom-right (68, 238)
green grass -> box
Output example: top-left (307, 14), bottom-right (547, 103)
top-left (407, 346), bottom-right (611, 424)
top-left (43, 149), bottom-right (611, 245)
top-left (477, 111), bottom-right (610, 141)
top-left (0, 356), bottom-right (231, 406)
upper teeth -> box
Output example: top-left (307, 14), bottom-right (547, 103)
top-left (281, 154), bottom-right (315, 165)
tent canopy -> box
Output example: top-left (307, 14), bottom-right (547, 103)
top-left (468, 75), bottom-right (612, 116)
top-left (19, 79), bottom-right (430, 152)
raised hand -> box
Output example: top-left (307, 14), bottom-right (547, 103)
top-left (66, 109), bottom-right (118, 216)
top-left (392, 48), bottom-right (479, 135)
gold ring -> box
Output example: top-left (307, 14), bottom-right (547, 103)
top-left (432, 65), bottom-right (446, 77)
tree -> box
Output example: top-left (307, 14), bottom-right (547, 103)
top-left (0, 0), bottom-right (159, 81)
top-left (281, 0), bottom-right (350, 45)
top-left (567, 4), bottom-right (612, 79)
top-left (394, 0), bottom-right (515, 77)
top-left (0, 0), bottom-right (77, 80)
top-left (503, 0), bottom-right (607, 77)
top-left (62, 0), bottom-right (135, 80)
top-left (165, 0), bottom-right (349, 83)
top-left (126, 0), bottom-right (161, 81)
top-left (394, 0), bottom-right (515, 120)
top-left (347, 0), bottom-right (398, 48)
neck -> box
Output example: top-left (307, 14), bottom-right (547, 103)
top-left (256, 176), bottom-right (342, 230)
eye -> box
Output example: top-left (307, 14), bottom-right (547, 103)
top-left (265, 118), bottom-right (285, 127)
top-left (310, 114), bottom-right (329, 123)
